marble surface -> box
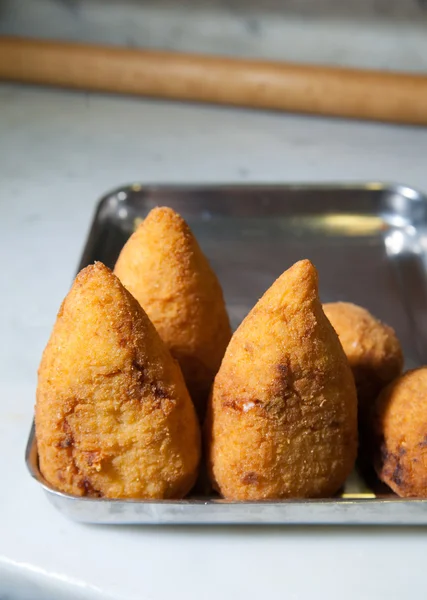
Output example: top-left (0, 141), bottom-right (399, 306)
top-left (1, 80), bottom-right (427, 598)
top-left (1, 0), bottom-right (427, 71)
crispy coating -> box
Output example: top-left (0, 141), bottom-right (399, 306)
top-left (323, 302), bottom-right (403, 421)
top-left (35, 262), bottom-right (200, 499)
top-left (206, 260), bottom-right (358, 500)
top-left (373, 368), bottom-right (427, 497)
top-left (114, 207), bottom-right (232, 419)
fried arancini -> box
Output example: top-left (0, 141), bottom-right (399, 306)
top-left (206, 260), bottom-right (358, 500)
top-left (373, 368), bottom-right (427, 497)
top-left (114, 207), bottom-right (232, 419)
top-left (323, 302), bottom-right (403, 421)
top-left (35, 262), bottom-right (200, 499)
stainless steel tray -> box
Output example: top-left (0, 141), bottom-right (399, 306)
top-left (26, 182), bottom-right (427, 525)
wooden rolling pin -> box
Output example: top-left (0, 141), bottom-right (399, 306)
top-left (1, 36), bottom-right (427, 124)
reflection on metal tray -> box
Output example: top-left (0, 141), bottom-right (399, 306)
top-left (26, 182), bottom-right (427, 525)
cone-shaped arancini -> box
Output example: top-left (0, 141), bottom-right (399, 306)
top-left (36, 262), bottom-right (200, 499)
top-left (114, 207), bottom-right (232, 419)
top-left (206, 260), bottom-right (357, 500)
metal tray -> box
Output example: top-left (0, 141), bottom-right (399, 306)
top-left (26, 182), bottom-right (427, 525)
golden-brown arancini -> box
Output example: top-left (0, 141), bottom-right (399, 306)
top-left (206, 260), bottom-right (358, 500)
top-left (323, 302), bottom-right (403, 421)
top-left (114, 207), bottom-right (232, 419)
top-left (373, 367), bottom-right (427, 497)
top-left (35, 262), bottom-right (200, 499)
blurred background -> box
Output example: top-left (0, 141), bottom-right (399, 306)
top-left (1, 0), bottom-right (427, 70)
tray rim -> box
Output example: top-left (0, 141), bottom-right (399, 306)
top-left (99, 179), bottom-right (424, 193)
top-left (95, 180), bottom-right (426, 206)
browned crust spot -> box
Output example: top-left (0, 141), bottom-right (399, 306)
top-left (379, 442), bottom-right (408, 491)
top-left (222, 398), bottom-right (262, 412)
top-left (78, 477), bottom-right (103, 497)
top-left (241, 472), bottom-right (259, 485)
top-left (85, 451), bottom-right (100, 467)
top-left (59, 415), bottom-right (103, 497)
top-left (151, 383), bottom-right (168, 399)
top-left (57, 416), bottom-right (74, 449)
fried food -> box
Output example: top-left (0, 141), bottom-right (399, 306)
top-left (35, 262), bottom-right (200, 499)
top-left (206, 259), bottom-right (358, 500)
top-left (323, 302), bottom-right (403, 422)
top-left (114, 207), bottom-right (232, 419)
top-left (372, 368), bottom-right (427, 497)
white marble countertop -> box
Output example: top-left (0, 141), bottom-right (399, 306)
top-left (1, 81), bottom-right (427, 599)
